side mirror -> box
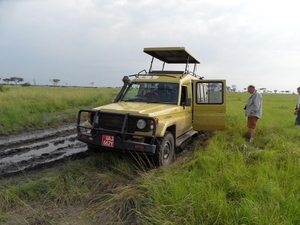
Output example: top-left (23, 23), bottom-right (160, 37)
top-left (185, 98), bottom-right (191, 106)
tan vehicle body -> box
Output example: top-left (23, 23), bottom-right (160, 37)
top-left (76, 47), bottom-right (226, 166)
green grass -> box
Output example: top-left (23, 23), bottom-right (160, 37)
top-left (0, 86), bottom-right (119, 135)
top-left (0, 152), bottom-right (141, 224)
top-left (1, 91), bottom-right (300, 224)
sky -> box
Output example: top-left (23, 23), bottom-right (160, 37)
top-left (0, 0), bottom-right (299, 92)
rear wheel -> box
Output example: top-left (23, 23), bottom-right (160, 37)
top-left (153, 131), bottom-right (175, 166)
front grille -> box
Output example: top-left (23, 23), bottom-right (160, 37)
top-left (98, 113), bottom-right (137, 133)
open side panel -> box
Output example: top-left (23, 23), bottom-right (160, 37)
top-left (192, 80), bottom-right (226, 131)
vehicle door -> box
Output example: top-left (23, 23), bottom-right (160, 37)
top-left (192, 80), bottom-right (226, 130)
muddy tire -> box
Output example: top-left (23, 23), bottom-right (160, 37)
top-left (153, 131), bottom-right (175, 166)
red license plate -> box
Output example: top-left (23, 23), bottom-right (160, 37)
top-left (101, 134), bottom-right (114, 148)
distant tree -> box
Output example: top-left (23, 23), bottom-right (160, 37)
top-left (49, 79), bottom-right (60, 86)
top-left (10, 77), bottom-right (24, 85)
top-left (2, 78), bottom-right (12, 84)
top-left (22, 82), bottom-right (31, 87)
top-left (90, 82), bottom-right (94, 87)
top-left (274, 90), bottom-right (278, 94)
top-left (285, 90), bottom-right (290, 94)
top-left (33, 79), bottom-right (37, 85)
top-left (259, 88), bottom-right (267, 93)
top-left (231, 85), bottom-right (237, 92)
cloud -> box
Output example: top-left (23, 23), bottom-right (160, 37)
top-left (0, 0), bottom-right (300, 91)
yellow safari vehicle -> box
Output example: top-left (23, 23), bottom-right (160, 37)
top-left (76, 47), bottom-right (226, 166)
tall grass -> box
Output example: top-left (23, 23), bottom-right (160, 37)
top-left (0, 86), bottom-right (119, 135)
top-left (0, 152), bottom-right (140, 224)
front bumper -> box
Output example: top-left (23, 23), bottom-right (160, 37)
top-left (76, 109), bottom-right (157, 155)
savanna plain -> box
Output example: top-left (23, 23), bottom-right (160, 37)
top-left (0, 85), bottom-right (300, 225)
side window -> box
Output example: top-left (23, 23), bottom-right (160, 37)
top-left (196, 82), bottom-right (223, 104)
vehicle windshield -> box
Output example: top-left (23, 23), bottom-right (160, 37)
top-left (121, 82), bottom-right (179, 104)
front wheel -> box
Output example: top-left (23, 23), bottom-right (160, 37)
top-left (153, 131), bottom-right (175, 166)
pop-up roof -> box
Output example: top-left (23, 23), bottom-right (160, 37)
top-left (143, 47), bottom-right (200, 64)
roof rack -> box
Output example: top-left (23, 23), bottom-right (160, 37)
top-left (128, 70), bottom-right (204, 80)
top-left (149, 70), bottom-right (185, 74)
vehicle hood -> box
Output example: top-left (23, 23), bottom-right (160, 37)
top-left (93, 102), bottom-right (178, 116)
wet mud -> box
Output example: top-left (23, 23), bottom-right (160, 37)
top-left (0, 124), bottom-right (88, 177)
top-left (0, 125), bottom-right (212, 177)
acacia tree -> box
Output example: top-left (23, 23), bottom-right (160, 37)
top-left (10, 77), bottom-right (24, 85)
top-left (2, 78), bottom-right (12, 84)
top-left (274, 90), bottom-right (278, 94)
top-left (49, 79), bottom-right (60, 86)
top-left (259, 88), bottom-right (267, 93)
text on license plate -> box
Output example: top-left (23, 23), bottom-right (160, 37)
top-left (101, 134), bottom-right (114, 148)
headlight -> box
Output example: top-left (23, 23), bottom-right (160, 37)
top-left (136, 119), bottom-right (147, 130)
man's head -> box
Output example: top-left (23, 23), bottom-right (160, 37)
top-left (247, 85), bottom-right (255, 94)
top-left (297, 87), bottom-right (300, 94)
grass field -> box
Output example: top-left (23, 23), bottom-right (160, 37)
top-left (0, 85), bottom-right (119, 135)
top-left (0, 88), bottom-right (300, 224)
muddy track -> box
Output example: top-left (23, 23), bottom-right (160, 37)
top-left (0, 124), bottom-right (212, 177)
top-left (0, 124), bottom-right (89, 177)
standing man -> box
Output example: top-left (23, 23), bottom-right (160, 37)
top-left (294, 87), bottom-right (300, 125)
top-left (245, 85), bottom-right (262, 143)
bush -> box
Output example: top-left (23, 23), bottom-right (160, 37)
top-left (21, 82), bottom-right (31, 87)
top-left (0, 85), bottom-right (9, 92)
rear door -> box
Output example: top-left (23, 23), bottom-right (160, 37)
top-left (192, 80), bottom-right (226, 130)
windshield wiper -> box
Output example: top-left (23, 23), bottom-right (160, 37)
top-left (147, 100), bottom-right (161, 103)
top-left (124, 97), bottom-right (148, 102)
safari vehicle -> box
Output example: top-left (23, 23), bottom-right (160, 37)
top-left (76, 47), bottom-right (226, 166)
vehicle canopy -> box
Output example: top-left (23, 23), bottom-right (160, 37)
top-left (143, 47), bottom-right (200, 76)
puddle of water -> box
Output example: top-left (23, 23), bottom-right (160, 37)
top-left (0, 134), bottom-right (80, 165)
top-left (0, 124), bottom-right (76, 146)
top-left (0, 143), bottom-right (88, 176)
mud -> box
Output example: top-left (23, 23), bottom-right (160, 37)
top-left (0, 124), bottom-right (88, 177)
top-left (0, 125), bottom-right (212, 177)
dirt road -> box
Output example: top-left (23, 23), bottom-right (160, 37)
top-left (0, 124), bottom-right (88, 176)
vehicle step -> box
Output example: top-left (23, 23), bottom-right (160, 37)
top-left (176, 130), bottom-right (198, 147)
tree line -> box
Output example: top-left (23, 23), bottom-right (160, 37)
top-left (1, 77), bottom-right (24, 85)
top-left (0, 77), bottom-right (62, 86)
top-left (226, 85), bottom-right (293, 94)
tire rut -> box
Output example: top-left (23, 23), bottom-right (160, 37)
top-left (0, 124), bottom-right (88, 177)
